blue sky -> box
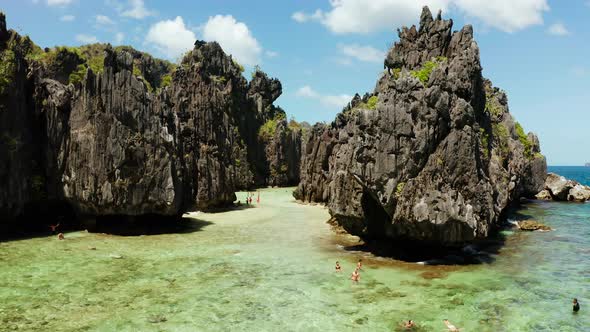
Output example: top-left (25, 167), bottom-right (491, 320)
top-left (2, 0), bottom-right (589, 165)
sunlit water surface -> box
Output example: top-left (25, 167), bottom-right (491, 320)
top-left (0, 188), bottom-right (588, 331)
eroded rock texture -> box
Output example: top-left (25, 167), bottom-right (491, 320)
top-left (537, 173), bottom-right (590, 202)
top-left (0, 13), bottom-right (301, 225)
top-left (295, 7), bottom-right (547, 246)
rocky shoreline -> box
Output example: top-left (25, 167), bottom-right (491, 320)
top-left (535, 173), bottom-right (590, 202)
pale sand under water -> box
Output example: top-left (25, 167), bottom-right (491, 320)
top-left (0, 188), bottom-right (588, 331)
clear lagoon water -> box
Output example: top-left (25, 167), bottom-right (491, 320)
top-left (0, 186), bottom-right (589, 331)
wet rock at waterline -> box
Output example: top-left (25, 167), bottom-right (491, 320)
top-left (537, 173), bottom-right (590, 202)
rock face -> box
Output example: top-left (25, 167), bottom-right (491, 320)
top-left (517, 220), bottom-right (551, 231)
top-left (295, 7), bottom-right (547, 246)
top-left (0, 13), bottom-right (302, 225)
top-left (539, 173), bottom-right (590, 202)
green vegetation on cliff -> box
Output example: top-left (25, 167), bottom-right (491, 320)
top-left (515, 122), bottom-right (533, 159)
top-left (411, 57), bottom-right (447, 85)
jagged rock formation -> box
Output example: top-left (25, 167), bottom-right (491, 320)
top-left (295, 7), bottom-right (547, 246)
top-left (536, 173), bottom-right (590, 202)
top-left (0, 13), bottom-right (301, 226)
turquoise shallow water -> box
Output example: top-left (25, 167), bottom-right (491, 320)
top-left (0, 188), bottom-right (589, 331)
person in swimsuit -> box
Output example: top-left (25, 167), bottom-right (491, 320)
top-left (335, 261), bottom-right (342, 272)
top-left (49, 223), bottom-right (60, 234)
top-left (573, 298), bottom-right (580, 313)
top-left (403, 320), bottom-right (415, 329)
top-left (356, 259), bottom-right (362, 270)
top-left (57, 233), bottom-right (65, 240)
top-left (443, 319), bottom-right (460, 331)
top-left (351, 268), bottom-right (360, 282)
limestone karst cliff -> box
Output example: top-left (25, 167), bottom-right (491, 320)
top-left (0, 12), bottom-right (302, 226)
top-left (294, 7), bottom-right (547, 246)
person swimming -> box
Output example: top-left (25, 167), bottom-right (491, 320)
top-left (351, 268), bottom-right (360, 282)
top-left (443, 319), bottom-right (460, 331)
top-left (403, 320), bottom-right (415, 329)
top-left (57, 233), bottom-right (64, 240)
top-left (335, 261), bottom-right (341, 272)
top-left (573, 298), bottom-right (580, 313)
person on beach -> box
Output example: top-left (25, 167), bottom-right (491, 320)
top-left (443, 319), bottom-right (460, 331)
top-left (573, 298), bottom-right (580, 313)
top-left (356, 259), bottom-right (362, 270)
top-left (335, 261), bottom-right (342, 272)
top-left (57, 233), bottom-right (65, 240)
top-left (49, 223), bottom-right (60, 234)
top-left (402, 320), bottom-right (415, 329)
top-left (351, 268), bottom-right (360, 282)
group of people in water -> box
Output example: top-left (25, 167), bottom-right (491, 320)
top-left (245, 192), bottom-right (260, 205)
top-left (335, 258), bottom-right (582, 331)
top-left (334, 259), bottom-right (362, 282)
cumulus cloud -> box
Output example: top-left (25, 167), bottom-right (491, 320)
top-left (60, 15), bottom-right (75, 22)
top-left (76, 34), bottom-right (99, 44)
top-left (453, 0), bottom-right (549, 33)
top-left (202, 15), bottom-right (262, 66)
top-left (338, 43), bottom-right (385, 63)
top-left (146, 16), bottom-right (196, 59)
top-left (293, 0), bottom-right (549, 34)
top-left (95, 15), bottom-right (115, 25)
top-left (47, 0), bottom-right (73, 6)
top-left (547, 23), bottom-right (569, 36)
top-left (121, 0), bottom-right (155, 19)
top-left (296, 85), bottom-right (352, 108)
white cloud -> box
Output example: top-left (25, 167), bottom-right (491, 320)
top-left (294, 0), bottom-right (549, 34)
top-left (47, 0), bottom-right (73, 6)
top-left (60, 15), bottom-right (75, 22)
top-left (265, 50), bottom-right (279, 58)
top-left (121, 0), bottom-right (155, 19)
top-left (453, 0), bottom-right (549, 33)
top-left (96, 15), bottom-right (115, 25)
top-left (146, 16), bottom-right (196, 59)
top-left (291, 9), bottom-right (324, 23)
top-left (338, 43), bottom-right (385, 63)
top-left (202, 15), bottom-right (262, 66)
top-left (114, 32), bottom-right (125, 44)
top-left (547, 23), bottom-right (569, 36)
top-left (296, 85), bottom-right (352, 108)
top-left (76, 34), bottom-right (99, 44)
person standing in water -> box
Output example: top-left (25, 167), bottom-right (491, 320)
top-left (257, 191), bottom-right (260, 203)
top-left (335, 261), bottom-right (341, 272)
top-left (573, 298), bottom-right (580, 313)
top-left (49, 223), bottom-right (60, 235)
top-left (356, 259), bottom-right (362, 270)
top-left (351, 268), bottom-right (360, 283)
top-left (402, 320), bottom-right (416, 329)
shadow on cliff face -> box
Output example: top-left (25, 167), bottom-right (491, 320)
top-left (339, 230), bottom-right (509, 265)
top-left (0, 200), bottom-right (78, 242)
top-left (88, 215), bottom-right (213, 236)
